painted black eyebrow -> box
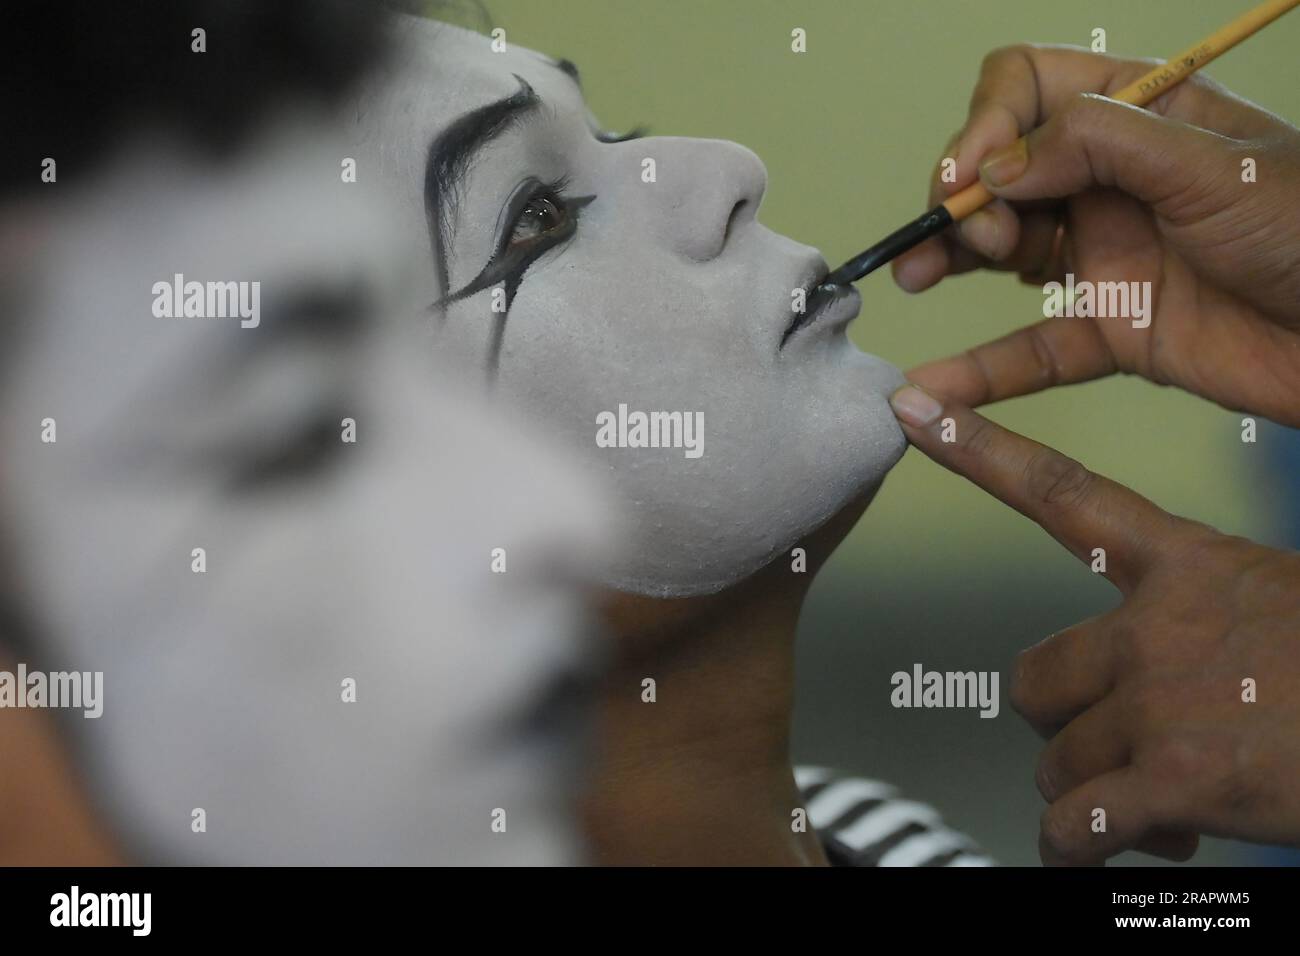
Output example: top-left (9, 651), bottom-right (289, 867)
top-left (424, 73), bottom-right (541, 302)
top-left (552, 57), bottom-right (581, 85)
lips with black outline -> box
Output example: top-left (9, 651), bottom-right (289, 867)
top-left (780, 276), bottom-right (850, 349)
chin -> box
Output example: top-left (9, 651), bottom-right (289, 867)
top-left (594, 379), bottom-right (907, 600)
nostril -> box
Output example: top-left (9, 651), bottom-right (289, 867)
top-left (723, 199), bottom-right (747, 247)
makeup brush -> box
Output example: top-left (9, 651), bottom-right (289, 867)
top-left (818, 0), bottom-right (1300, 290)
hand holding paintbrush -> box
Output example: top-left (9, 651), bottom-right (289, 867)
top-left (821, 0), bottom-right (1300, 290)
top-left (871, 4), bottom-right (1300, 426)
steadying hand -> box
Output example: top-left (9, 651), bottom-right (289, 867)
top-left (891, 384), bottom-right (1300, 865)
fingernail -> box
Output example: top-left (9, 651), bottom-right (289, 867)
top-left (979, 137), bottom-right (1028, 188)
top-left (889, 384), bottom-right (943, 427)
top-left (959, 208), bottom-right (1001, 258)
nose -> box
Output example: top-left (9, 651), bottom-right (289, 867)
top-left (639, 137), bottom-right (768, 263)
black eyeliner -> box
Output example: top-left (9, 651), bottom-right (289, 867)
top-left (494, 191), bottom-right (592, 303)
top-left (465, 176), bottom-right (552, 300)
top-left (484, 194), bottom-right (593, 377)
top-left (487, 192), bottom-right (594, 317)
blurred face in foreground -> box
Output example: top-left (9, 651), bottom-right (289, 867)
top-left (0, 123), bottom-right (612, 864)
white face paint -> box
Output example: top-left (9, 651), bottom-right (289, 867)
top-left (0, 124), bottom-right (613, 865)
top-left (350, 19), bottom-right (907, 597)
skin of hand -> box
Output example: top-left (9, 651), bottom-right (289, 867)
top-left (892, 45), bottom-right (1300, 427)
top-left (889, 383), bottom-right (1300, 866)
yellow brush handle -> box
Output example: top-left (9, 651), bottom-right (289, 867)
top-left (942, 0), bottom-right (1300, 221)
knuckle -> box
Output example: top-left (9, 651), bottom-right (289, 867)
top-left (1150, 733), bottom-right (1267, 817)
top-left (1039, 805), bottom-right (1078, 859)
top-left (1035, 749), bottom-right (1066, 803)
top-left (1115, 621), bottom-right (1162, 673)
top-left (1216, 741), bottom-right (1265, 816)
top-left (1148, 734), bottom-right (1269, 822)
top-left (936, 130), bottom-right (962, 171)
top-left (1024, 324), bottom-right (1064, 389)
top-left (1024, 450), bottom-right (1095, 509)
top-left (1229, 545), bottom-right (1299, 604)
top-left (959, 414), bottom-right (999, 460)
top-left (979, 44), bottom-right (1029, 75)
top-left (1009, 641), bottom-right (1054, 722)
top-left (1008, 649), bottom-right (1035, 715)
top-left (1060, 91), bottom-right (1107, 137)
top-left (1003, 658), bottom-right (1045, 723)
top-left (1108, 619), bottom-right (1140, 651)
top-left (1127, 682), bottom-right (1169, 731)
top-left (1173, 527), bottom-right (1249, 574)
top-left (1145, 736), bottom-right (1211, 785)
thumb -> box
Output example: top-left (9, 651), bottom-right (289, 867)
top-left (976, 92), bottom-right (1241, 217)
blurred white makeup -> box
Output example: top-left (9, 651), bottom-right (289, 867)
top-left (0, 120), bottom-right (615, 865)
top-left (350, 18), bottom-right (907, 598)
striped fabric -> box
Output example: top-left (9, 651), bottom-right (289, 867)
top-left (796, 766), bottom-right (995, 867)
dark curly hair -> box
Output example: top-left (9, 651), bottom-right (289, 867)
top-left (2, 0), bottom-right (491, 196)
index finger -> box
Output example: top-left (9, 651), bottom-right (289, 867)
top-left (905, 313), bottom-right (1118, 408)
top-left (888, 384), bottom-right (1197, 593)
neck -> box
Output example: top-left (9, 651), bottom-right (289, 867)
top-left (580, 560), bottom-right (825, 865)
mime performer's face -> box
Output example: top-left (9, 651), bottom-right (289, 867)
top-left (354, 18), bottom-right (906, 596)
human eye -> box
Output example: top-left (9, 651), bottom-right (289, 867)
top-left (504, 175), bottom-right (586, 252)
top-left (226, 412), bottom-right (347, 494)
top-left (439, 175), bottom-right (594, 309)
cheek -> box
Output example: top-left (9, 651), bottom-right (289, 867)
top-left (489, 240), bottom-right (786, 478)
top-left (496, 244), bottom-right (746, 382)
